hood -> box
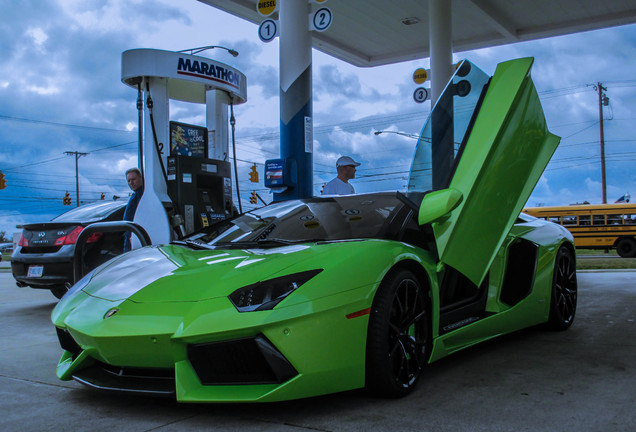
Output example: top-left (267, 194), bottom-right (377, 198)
top-left (80, 243), bottom-right (319, 303)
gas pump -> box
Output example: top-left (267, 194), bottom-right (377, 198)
top-left (167, 153), bottom-right (233, 234)
top-left (121, 48), bottom-right (247, 244)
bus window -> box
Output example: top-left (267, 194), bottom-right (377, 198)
top-left (562, 215), bottom-right (577, 225)
top-left (592, 215), bottom-right (605, 225)
top-left (522, 203), bottom-right (636, 257)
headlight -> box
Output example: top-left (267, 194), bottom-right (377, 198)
top-left (60, 269), bottom-right (96, 301)
top-left (229, 269), bottom-right (322, 312)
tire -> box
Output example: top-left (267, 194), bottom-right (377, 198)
top-left (50, 285), bottom-right (68, 300)
top-left (616, 238), bottom-right (636, 258)
top-left (366, 269), bottom-right (429, 397)
top-left (546, 247), bottom-right (577, 331)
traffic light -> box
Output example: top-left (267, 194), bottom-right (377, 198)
top-left (100, 193), bottom-right (105, 200)
top-left (250, 191), bottom-right (257, 204)
top-left (0, 171), bottom-right (6, 190)
top-left (63, 191), bottom-right (72, 205)
top-left (249, 163), bottom-right (259, 183)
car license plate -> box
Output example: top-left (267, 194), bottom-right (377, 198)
top-left (27, 265), bottom-right (44, 278)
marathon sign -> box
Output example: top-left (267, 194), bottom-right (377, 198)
top-left (121, 49), bottom-right (247, 105)
top-left (177, 57), bottom-right (241, 90)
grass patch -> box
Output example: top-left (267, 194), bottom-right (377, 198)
top-left (576, 248), bottom-right (618, 256)
top-left (577, 258), bottom-right (636, 270)
top-left (576, 249), bottom-right (636, 270)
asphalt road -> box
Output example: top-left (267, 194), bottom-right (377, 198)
top-left (1, 269), bottom-right (635, 432)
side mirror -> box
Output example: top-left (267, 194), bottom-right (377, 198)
top-left (418, 188), bottom-right (463, 225)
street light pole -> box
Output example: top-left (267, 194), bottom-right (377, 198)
top-left (373, 130), bottom-right (420, 139)
top-left (64, 151), bottom-right (87, 207)
top-left (177, 45), bottom-right (239, 57)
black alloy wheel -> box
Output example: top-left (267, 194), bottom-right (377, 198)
top-left (366, 269), bottom-right (429, 397)
top-left (547, 246), bottom-right (577, 331)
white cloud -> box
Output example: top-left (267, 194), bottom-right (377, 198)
top-left (26, 85), bottom-right (60, 95)
top-left (116, 155), bottom-right (139, 174)
top-left (26, 27), bottom-right (48, 46)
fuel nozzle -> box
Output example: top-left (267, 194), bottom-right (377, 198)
top-left (170, 214), bottom-right (186, 239)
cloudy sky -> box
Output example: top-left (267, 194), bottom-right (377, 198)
top-left (1, 0), bottom-right (635, 237)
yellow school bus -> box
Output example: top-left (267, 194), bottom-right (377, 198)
top-left (522, 203), bottom-right (636, 257)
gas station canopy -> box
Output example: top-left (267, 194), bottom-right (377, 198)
top-left (197, 0), bottom-right (636, 202)
top-left (199, 0), bottom-right (636, 67)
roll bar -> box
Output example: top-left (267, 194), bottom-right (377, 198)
top-left (73, 221), bottom-right (152, 283)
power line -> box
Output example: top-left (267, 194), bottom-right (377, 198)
top-left (1, 156), bottom-right (68, 172)
top-left (0, 114), bottom-right (135, 133)
top-left (1, 140), bottom-right (137, 173)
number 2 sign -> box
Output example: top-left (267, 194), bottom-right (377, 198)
top-left (310, 7), bottom-right (332, 32)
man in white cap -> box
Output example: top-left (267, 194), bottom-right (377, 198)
top-left (323, 156), bottom-right (361, 195)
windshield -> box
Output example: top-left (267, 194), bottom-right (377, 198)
top-left (408, 60), bottom-right (490, 192)
top-left (52, 201), bottom-right (125, 223)
top-left (187, 193), bottom-right (405, 248)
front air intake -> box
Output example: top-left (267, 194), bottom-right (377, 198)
top-left (188, 335), bottom-right (298, 385)
top-left (55, 327), bottom-right (81, 358)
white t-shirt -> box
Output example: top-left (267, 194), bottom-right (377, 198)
top-left (323, 178), bottom-right (355, 195)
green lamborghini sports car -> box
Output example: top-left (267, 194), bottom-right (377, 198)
top-left (52, 57), bottom-right (578, 402)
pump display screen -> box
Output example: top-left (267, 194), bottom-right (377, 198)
top-left (170, 121), bottom-right (207, 158)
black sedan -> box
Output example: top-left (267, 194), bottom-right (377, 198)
top-left (11, 200), bottom-right (127, 298)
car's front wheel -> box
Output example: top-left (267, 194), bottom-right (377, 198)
top-left (366, 269), bottom-right (429, 397)
top-left (546, 246), bottom-right (577, 331)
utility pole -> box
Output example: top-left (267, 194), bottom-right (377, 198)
top-left (594, 83), bottom-right (609, 204)
top-left (64, 151), bottom-right (87, 207)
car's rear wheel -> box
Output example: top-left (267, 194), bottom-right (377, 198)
top-left (616, 238), bottom-right (636, 258)
top-left (546, 246), bottom-right (577, 331)
top-left (366, 269), bottom-right (429, 397)
top-left (50, 285), bottom-right (68, 300)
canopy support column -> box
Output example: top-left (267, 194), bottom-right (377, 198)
top-left (276, 0), bottom-right (313, 201)
top-left (429, 0), bottom-right (453, 105)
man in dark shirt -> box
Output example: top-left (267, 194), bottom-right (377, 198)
top-left (123, 168), bottom-right (144, 252)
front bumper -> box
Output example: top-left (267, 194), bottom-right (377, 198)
top-left (57, 327), bottom-right (296, 397)
top-left (54, 287), bottom-right (373, 402)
